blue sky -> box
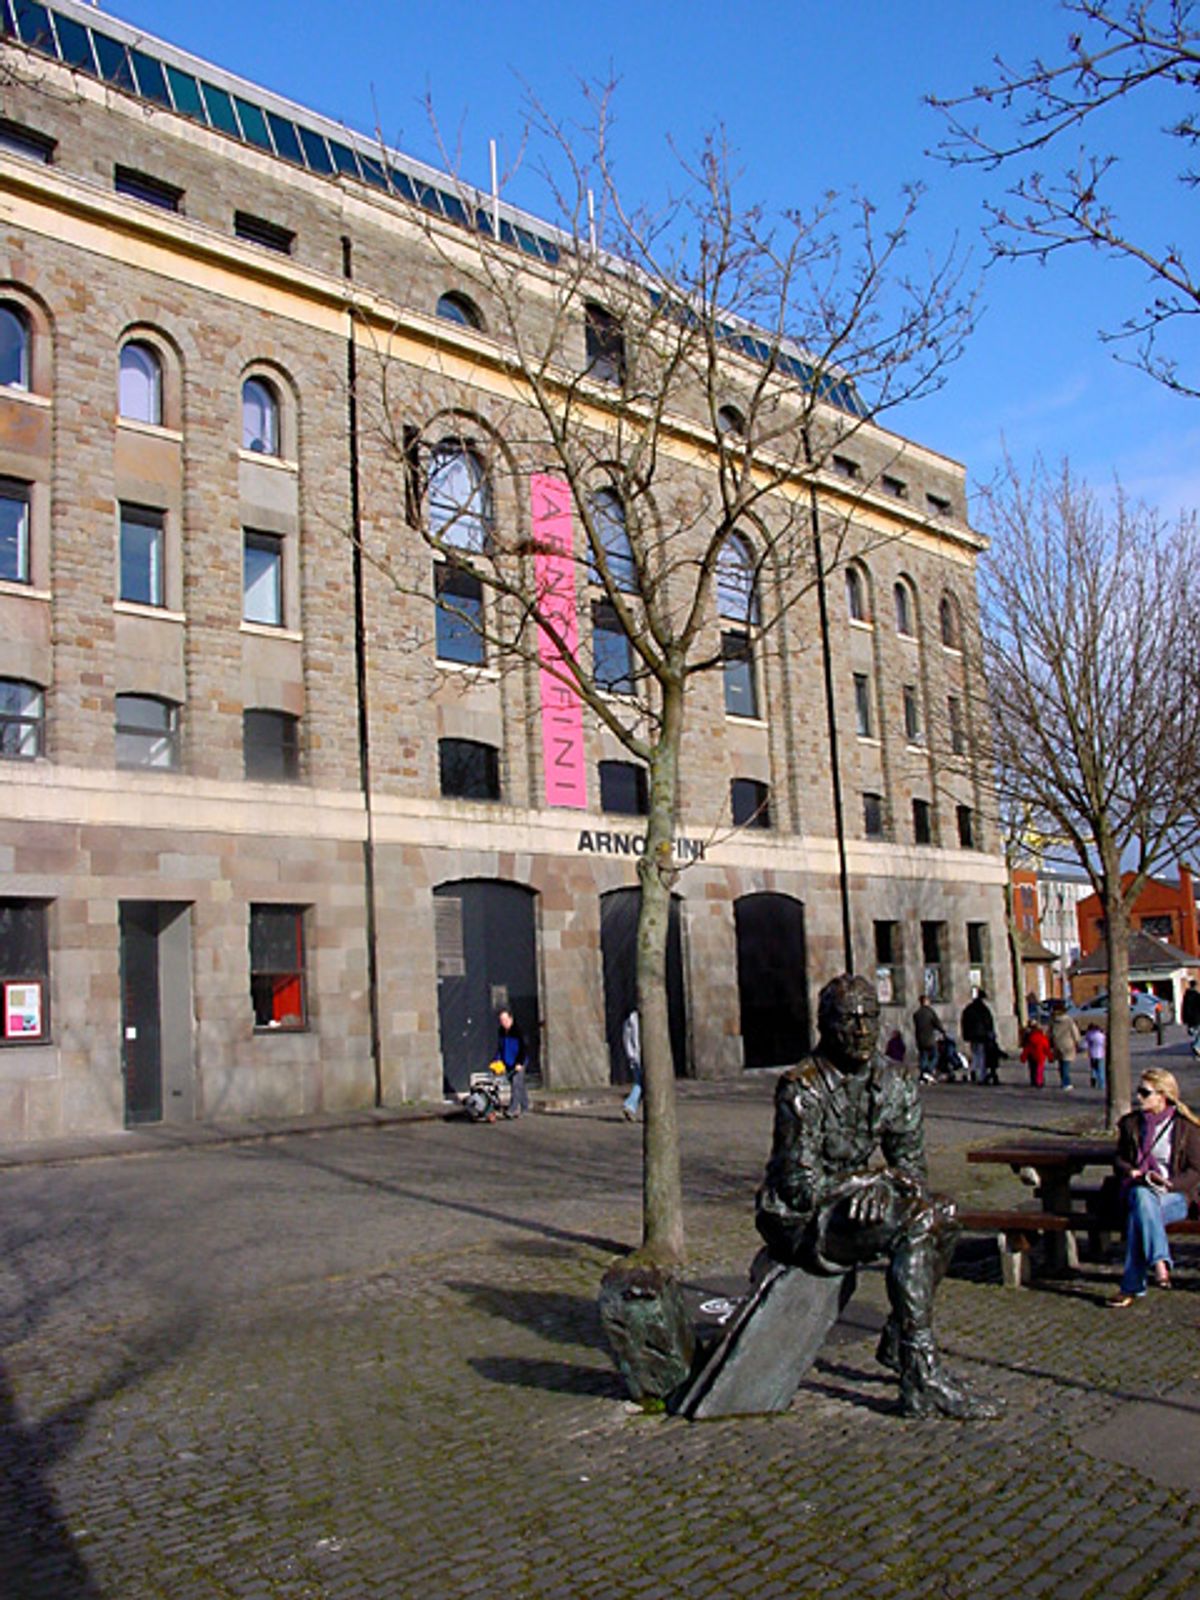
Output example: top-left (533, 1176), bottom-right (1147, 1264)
top-left (100, 0), bottom-right (1200, 518)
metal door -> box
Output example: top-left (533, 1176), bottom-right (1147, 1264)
top-left (600, 887), bottom-right (687, 1083)
top-left (120, 902), bottom-right (162, 1125)
top-left (734, 892), bottom-right (809, 1069)
top-left (434, 881), bottom-right (539, 1094)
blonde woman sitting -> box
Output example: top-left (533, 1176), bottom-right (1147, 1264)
top-left (1109, 1068), bottom-right (1200, 1307)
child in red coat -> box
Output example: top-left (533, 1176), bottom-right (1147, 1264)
top-left (1021, 1023), bottom-right (1052, 1089)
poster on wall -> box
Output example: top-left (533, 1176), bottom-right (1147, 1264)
top-left (3, 981), bottom-right (44, 1040)
top-left (530, 473), bottom-right (588, 810)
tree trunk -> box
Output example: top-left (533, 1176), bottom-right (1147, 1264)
top-left (635, 680), bottom-right (686, 1267)
top-left (1002, 875), bottom-right (1027, 1030)
top-left (1103, 893), bottom-right (1132, 1131)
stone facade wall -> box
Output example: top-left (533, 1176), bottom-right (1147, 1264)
top-left (0, 36), bottom-right (1013, 1140)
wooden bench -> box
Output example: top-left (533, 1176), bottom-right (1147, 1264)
top-left (957, 1208), bottom-right (1073, 1288)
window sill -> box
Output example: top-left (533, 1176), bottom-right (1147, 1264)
top-left (117, 418), bottom-right (183, 443)
top-left (848, 617), bottom-right (874, 633)
top-left (0, 386), bottom-right (50, 410)
top-left (0, 580), bottom-right (48, 602)
top-left (906, 742), bottom-right (928, 754)
top-left (254, 1024), bottom-right (309, 1034)
top-left (436, 658), bottom-right (498, 678)
top-left (240, 621), bottom-right (302, 642)
top-left (239, 449), bottom-right (298, 473)
top-left (897, 631), bottom-right (918, 645)
top-left (114, 600), bottom-right (186, 623)
top-left (725, 713), bottom-right (767, 729)
top-left (942, 644), bottom-right (964, 658)
top-left (856, 734), bottom-right (881, 747)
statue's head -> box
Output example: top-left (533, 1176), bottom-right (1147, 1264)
top-left (816, 974), bottom-right (881, 1073)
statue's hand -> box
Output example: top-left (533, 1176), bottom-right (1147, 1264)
top-left (846, 1179), bottom-right (889, 1225)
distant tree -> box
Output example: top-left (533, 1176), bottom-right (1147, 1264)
top-left (976, 458), bottom-right (1200, 1123)
top-left (356, 91), bottom-right (975, 1265)
top-left (932, 0), bottom-right (1200, 396)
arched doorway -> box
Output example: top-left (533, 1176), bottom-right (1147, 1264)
top-left (434, 881), bottom-right (539, 1094)
top-left (734, 892), bottom-right (809, 1068)
top-left (600, 887), bottom-right (688, 1083)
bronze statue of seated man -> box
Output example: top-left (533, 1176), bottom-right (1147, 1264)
top-left (756, 973), bottom-right (1001, 1420)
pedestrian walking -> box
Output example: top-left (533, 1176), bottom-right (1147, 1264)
top-left (912, 995), bottom-right (943, 1083)
top-left (960, 991), bottom-right (996, 1084)
top-left (1183, 978), bottom-right (1200, 1058)
top-left (1083, 1023), bottom-right (1106, 1091)
top-left (1021, 1022), bottom-right (1052, 1089)
top-left (621, 1010), bottom-right (642, 1121)
top-left (495, 1008), bottom-right (529, 1119)
top-left (1050, 1008), bottom-right (1081, 1091)
top-left (1107, 1068), bottom-right (1200, 1307)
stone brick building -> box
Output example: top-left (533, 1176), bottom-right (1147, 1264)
top-left (0, 0), bottom-right (1010, 1140)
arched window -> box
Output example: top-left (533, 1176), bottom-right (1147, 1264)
top-left (242, 377), bottom-right (279, 455)
top-left (717, 404), bottom-right (745, 437)
top-left (588, 487), bottom-right (636, 591)
top-left (940, 593), bottom-right (962, 650)
top-left (584, 303), bottom-right (625, 385)
top-left (428, 441), bottom-right (490, 552)
top-left (115, 694), bottom-right (179, 770)
top-left (0, 677), bottom-right (43, 759)
top-left (0, 304), bottom-right (30, 390)
top-left (894, 579), bottom-right (915, 637)
top-left (846, 565), bottom-right (867, 623)
top-left (118, 340), bottom-right (163, 425)
top-left (436, 291), bottom-right (483, 330)
top-left (718, 535), bottom-right (760, 718)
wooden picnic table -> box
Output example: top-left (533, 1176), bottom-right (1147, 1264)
top-left (965, 1138), bottom-right (1115, 1278)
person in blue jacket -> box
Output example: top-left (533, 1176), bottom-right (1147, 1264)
top-left (496, 1009), bottom-right (529, 1119)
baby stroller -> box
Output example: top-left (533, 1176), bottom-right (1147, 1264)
top-left (935, 1034), bottom-right (971, 1083)
top-left (460, 1060), bottom-right (511, 1123)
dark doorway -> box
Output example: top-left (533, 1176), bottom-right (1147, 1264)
top-left (119, 901), bottom-right (194, 1126)
top-left (600, 887), bottom-right (688, 1083)
top-left (734, 892), bottom-right (809, 1069)
top-left (434, 881), bottom-right (539, 1094)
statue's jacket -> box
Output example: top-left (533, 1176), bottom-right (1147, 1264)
top-left (756, 1052), bottom-right (929, 1273)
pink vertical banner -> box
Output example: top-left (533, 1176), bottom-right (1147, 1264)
top-left (531, 473), bottom-right (588, 809)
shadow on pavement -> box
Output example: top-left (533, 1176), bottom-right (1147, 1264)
top-left (469, 1354), bottom-right (625, 1399)
top-left (449, 1281), bottom-right (610, 1353)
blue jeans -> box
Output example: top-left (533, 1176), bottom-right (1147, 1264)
top-left (622, 1069), bottom-right (643, 1117)
top-left (1121, 1185), bottom-right (1189, 1293)
top-left (1057, 1052), bottom-right (1072, 1089)
top-left (1088, 1055), bottom-right (1106, 1090)
top-left (507, 1066), bottom-right (529, 1115)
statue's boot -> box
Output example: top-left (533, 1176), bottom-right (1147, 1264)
top-left (875, 1316), bottom-right (901, 1372)
top-left (897, 1331), bottom-right (1004, 1421)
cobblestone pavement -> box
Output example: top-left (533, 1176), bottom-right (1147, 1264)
top-left (3, 1042), bottom-right (1200, 1599)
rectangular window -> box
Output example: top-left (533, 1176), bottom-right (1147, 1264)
top-left (234, 210), bottom-right (295, 255)
top-left (0, 898), bottom-right (49, 1042)
top-left (243, 531), bottom-right (283, 627)
top-left (594, 602), bottom-right (635, 696)
top-left (903, 684), bottom-right (923, 745)
top-left (0, 480), bottom-right (30, 584)
top-left (874, 920), bottom-right (902, 1005)
top-left (882, 474), bottom-right (908, 499)
top-left (249, 905), bottom-right (307, 1030)
top-left (0, 118), bottom-right (55, 164)
top-left (926, 492), bottom-right (952, 517)
top-left (599, 759), bottom-right (648, 816)
top-left (439, 738), bottom-right (501, 801)
top-left (115, 695), bottom-right (179, 770)
top-left (832, 454), bottom-right (861, 481)
top-left (435, 564), bottom-right (485, 665)
top-left (119, 504), bottom-right (165, 607)
top-left (863, 791), bottom-right (884, 839)
top-left (948, 695), bottom-right (965, 756)
top-left (853, 673), bottom-right (873, 738)
top-left (731, 777), bottom-right (771, 829)
top-left (243, 710), bottom-right (299, 782)
top-left (721, 630), bottom-right (759, 718)
top-left (912, 798), bottom-right (932, 845)
top-left (115, 165), bottom-right (183, 212)
top-left (0, 678), bottom-right (43, 759)
top-left (956, 804), bottom-right (976, 849)
top-left (967, 921), bottom-right (990, 993)
top-left (921, 919), bottom-right (945, 1001)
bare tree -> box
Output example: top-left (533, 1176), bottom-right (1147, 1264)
top-left (931, 0), bottom-right (1200, 395)
top-left (354, 93), bottom-right (974, 1265)
top-left (977, 458), bottom-right (1200, 1123)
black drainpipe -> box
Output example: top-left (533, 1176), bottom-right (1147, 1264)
top-left (804, 426), bottom-right (854, 973)
top-left (342, 235), bottom-right (384, 1106)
